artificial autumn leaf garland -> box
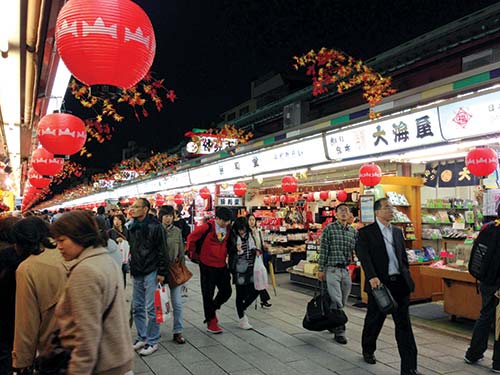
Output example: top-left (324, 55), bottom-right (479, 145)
top-left (293, 48), bottom-right (396, 119)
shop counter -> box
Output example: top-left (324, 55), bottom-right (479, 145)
top-left (420, 266), bottom-right (481, 320)
top-left (361, 262), bottom-right (444, 304)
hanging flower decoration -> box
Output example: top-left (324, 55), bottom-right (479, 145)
top-left (51, 162), bottom-right (86, 186)
top-left (293, 48), bottom-right (396, 119)
top-left (69, 71), bottom-right (176, 147)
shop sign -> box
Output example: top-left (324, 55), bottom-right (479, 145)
top-left (325, 108), bottom-right (442, 160)
top-left (186, 136), bottom-right (239, 155)
top-left (189, 136), bottom-right (327, 184)
top-left (216, 196), bottom-right (243, 207)
top-left (95, 179), bottom-right (115, 190)
top-left (439, 90), bottom-right (500, 141)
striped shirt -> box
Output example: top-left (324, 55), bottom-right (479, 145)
top-left (318, 221), bottom-right (357, 272)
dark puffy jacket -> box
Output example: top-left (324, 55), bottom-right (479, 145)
top-left (127, 214), bottom-right (168, 277)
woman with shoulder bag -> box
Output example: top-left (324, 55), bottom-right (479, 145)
top-left (158, 205), bottom-right (188, 344)
top-left (247, 214), bottom-right (272, 308)
top-left (228, 217), bottom-right (261, 330)
top-left (51, 210), bottom-right (133, 375)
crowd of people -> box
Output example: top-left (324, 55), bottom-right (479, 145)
top-left (0, 198), bottom-right (497, 375)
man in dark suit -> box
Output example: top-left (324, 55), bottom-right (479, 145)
top-left (356, 197), bottom-right (420, 375)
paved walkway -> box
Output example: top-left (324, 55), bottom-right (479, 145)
top-left (130, 263), bottom-right (494, 375)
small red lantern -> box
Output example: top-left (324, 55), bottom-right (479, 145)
top-left (359, 163), bottom-right (382, 187)
top-left (233, 182), bottom-right (247, 197)
top-left (271, 195), bottom-right (279, 204)
top-left (38, 113), bottom-right (87, 156)
top-left (306, 192), bottom-right (315, 202)
top-left (199, 187), bottom-right (211, 200)
top-left (337, 190), bottom-right (348, 202)
top-left (466, 148), bottom-right (498, 177)
top-left (155, 194), bottom-right (165, 207)
top-left (55, 0), bottom-right (156, 89)
top-left (280, 195), bottom-right (287, 203)
top-left (174, 193), bottom-right (184, 205)
top-left (28, 170), bottom-right (51, 189)
top-left (319, 191), bottom-right (329, 201)
top-left (263, 196), bottom-right (271, 206)
top-left (281, 175), bottom-right (298, 193)
top-left (286, 195), bottom-right (296, 204)
top-left (32, 148), bottom-right (64, 176)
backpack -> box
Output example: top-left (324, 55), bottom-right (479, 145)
top-left (468, 220), bottom-right (500, 285)
top-left (188, 222), bottom-right (212, 264)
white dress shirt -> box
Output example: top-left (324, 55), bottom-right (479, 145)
top-left (376, 218), bottom-right (400, 276)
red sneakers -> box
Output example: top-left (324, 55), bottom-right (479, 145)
top-left (207, 317), bottom-right (223, 334)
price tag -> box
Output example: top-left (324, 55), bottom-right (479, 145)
top-left (279, 226), bottom-right (287, 232)
top-left (452, 222), bottom-right (465, 230)
top-left (282, 254), bottom-right (291, 262)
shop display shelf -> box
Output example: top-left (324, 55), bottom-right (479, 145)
top-left (422, 207), bottom-right (473, 210)
top-left (271, 252), bottom-right (306, 273)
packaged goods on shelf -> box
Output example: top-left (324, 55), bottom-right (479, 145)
top-left (387, 191), bottom-right (410, 206)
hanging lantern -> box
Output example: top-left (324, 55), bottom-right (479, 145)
top-left (337, 190), bottom-right (348, 202)
top-left (279, 195), bottom-right (287, 203)
top-left (281, 175), bottom-right (298, 193)
top-left (31, 147), bottom-right (64, 176)
top-left (38, 113), bottom-right (87, 156)
top-left (466, 148), bottom-right (498, 177)
top-left (28, 170), bottom-right (51, 189)
top-left (329, 191), bottom-right (337, 201)
top-left (199, 187), bottom-right (211, 200)
top-left (313, 192), bottom-right (321, 201)
top-left (359, 163), bottom-right (382, 187)
top-left (271, 195), bottom-right (279, 204)
top-left (55, 0), bottom-right (156, 89)
top-left (233, 182), bottom-right (247, 197)
top-left (286, 195), bottom-right (296, 204)
top-left (155, 194), bottom-right (165, 207)
top-left (263, 196), bottom-right (271, 206)
top-left (306, 193), bottom-right (315, 202)
top-left (173, 193), bottom-right (184, 205)
top-left (319, 191), bottom-right (329, 201)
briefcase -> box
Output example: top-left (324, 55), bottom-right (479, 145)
top-left (371, 284), bottom-right (397, 314)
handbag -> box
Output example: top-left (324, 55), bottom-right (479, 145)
top-left (168, 258), bottom-right (193, 288)
top-left (371, 283), bottom-right (398, 314)
top-left (303, 282), bottom-right (348, 331)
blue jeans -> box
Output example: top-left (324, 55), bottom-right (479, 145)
top-left (132, 271), bottom-right (160, 345)
top-left (170, 284), bottom-right (184, 334)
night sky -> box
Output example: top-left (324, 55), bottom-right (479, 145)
top-left (65, 0), bottom-right (498, 170)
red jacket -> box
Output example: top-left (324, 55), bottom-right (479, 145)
top-left (186, 220), bottom-right (230, 268)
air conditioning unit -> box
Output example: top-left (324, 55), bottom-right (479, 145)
top-left (283, 101), bottom-right (309, 129)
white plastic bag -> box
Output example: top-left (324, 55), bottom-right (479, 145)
top-left (119, 240), bottom-right (130, 264)
top-left (253, 255), bottom-right (268, 291)
top-left (154, 283), bottom-right (172, 323)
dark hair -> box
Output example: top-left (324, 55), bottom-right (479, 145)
top-left (158, 205), bottom-right (175, 222)
top-left (335, 203), bottom-right (351, 212)
top-left (0, 216), bottom-right (21, 244)
top-left (215, 206), bottom-right (232, 221)
top-left (51, 210), bottom-right (103, 248)
top-left (138, 198), bottom-right (150, 210)
top-left (374, 197), bottom-right (389, 211)
top-left (112, 214), bottom-right (127, 226)
top-left (232, 216), bottom-right (249, 233)
top-left (14, 216), bottom-right (55, 258)
top-left (97, 206), bottom-right (105, 215)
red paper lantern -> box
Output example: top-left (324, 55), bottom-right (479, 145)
top-left (359, 163), bottom-right (382, 187)
top-left (466, 148), bottom-right (498, 177)
top-left (263, 196), bottom-right (271, 206)
top-left (173, 194), bottom-right (184, 205)
top-left (271, 195), bottom-right (279, 204)
top-left (337, 190), bottom-right (348, 202)
top-left (38, 113), bottom-right (87, 156)
top-left (32, 148), bottom-right (64, 176)
top-left (281, 175), bottom-right (298, 193)
top-left (319, 191), bottom-right (329, 201)
top-left (155, 194), bottom-right (165, 207)
top-left (286, 195), bottom-right (296, 204)
top-left (199, 187), bottom-right (211, 200)
top-left (233, 182), bottom-right (247, 197)
top-left (280, 195), bottom-right (287, 203)
top-left (28, 170), bottom-right (51, 189)
top-left (55, 0), bottom-right (156, 89)
top-left (306, 193), bottom-right (315, 202)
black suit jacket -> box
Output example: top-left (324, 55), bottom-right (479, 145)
top-left (356, 222), bottom-right (415, 294)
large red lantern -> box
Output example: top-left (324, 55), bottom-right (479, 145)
top-left (281, 175), bottom-right (298, 193)
top-left (337, 190), bottom-right (348, 202)
top-left (38, 113), bottom-right (87, 156)
top-left (319, 191), bottom-right (329, 201)
top-left (173, 194), bottom-right (184, 205)
top-left (359, 163), bottom-right (382, 187)
top-left (55, 0), bottom-right (156, 89)
top-left (32, 148), bottom-right (64, 176)
top-left (466, 148), bottom-right (498, 177)
top-left (199, 187), bottom-right (211, 200)
top-left (155, 194), bottom-right (165, 207)
top-left (28, 170), bottom-right (51, 189)
top-left (233, 182), bottom-right (247, 197)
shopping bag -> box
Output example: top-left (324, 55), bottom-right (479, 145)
top-left (371, 284), bottom-right (397, 314)
top-left (154, 283), bottom-right (172, 323)
top-left (253, 255), bottom-right (268, 291)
